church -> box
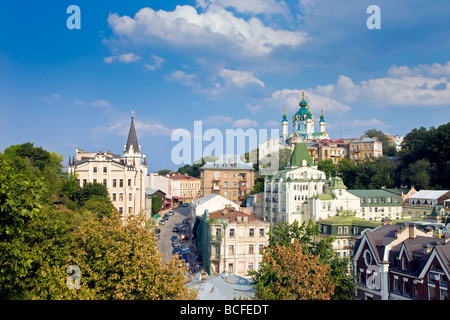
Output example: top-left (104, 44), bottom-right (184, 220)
top-left (282, 91), bottom-right (329, 143)
top-left (68, 114), bottom-right (149, 220)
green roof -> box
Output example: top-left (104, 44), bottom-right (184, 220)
top-left (320, 215), bottom-right (380, 228)
top-left (347, 189), bottom-right (402, 198)
top-left (329, 176), bottom-right (347, 190)
top-left (289, 143), bottom-right (312, 167)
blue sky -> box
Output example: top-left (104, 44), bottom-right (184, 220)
top-left (0, 0), bottom-right (449, 171)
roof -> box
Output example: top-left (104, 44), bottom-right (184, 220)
top-left (185, 272), bottom-right (255, 300)
top-left (289, 143), bottom-right (313, 167)
top-left (349, 137), bottom-right (379, 143)
top-left (194, 193), bottom-right (237, 206)
top-left (124, 116), bottom-right (139, 153)
top-left (208, 207), bottom-right (267, 224)
top-left (168, 173), bottom-right (200, 180)
top-left (348, 189), bottom-right (402, 198)
top-left (408, 190), bottom-right (450, 201)
top-left (146, 188), bottom-right (166, 196)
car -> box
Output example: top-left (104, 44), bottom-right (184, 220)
top-left (168, 210), bottom-right (174, 216)
top-left (182, 203), bottom-right (188, 207)
top-left (181, 244), bottom-right (190, 254)
top-left (155, 234), bottom-right (160, 241)
top-left (163, 214), bottom-right (169, 220)
top-left (171, 235), bottom-right (178, 242)
top-left (182, 218), bottom-right (189, 224)
top-left (159, 219), bottom-right (165, 225)
top-left (173, 247), bottom-right (182, 255)
top-left (155, 228), bottom-right (161, 234)
top-left (172, 239), bottom-right (180, 247)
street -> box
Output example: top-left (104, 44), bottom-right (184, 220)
top-left (156, 205), bottom-right (197, 266)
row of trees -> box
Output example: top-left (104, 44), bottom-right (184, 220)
top-left (0, 143), bottom-right (196, 299)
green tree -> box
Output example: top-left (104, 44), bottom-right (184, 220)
top-left (151, 194), bottom-right (162, 215)
top-left (318, 159), bottom-right (337, 179)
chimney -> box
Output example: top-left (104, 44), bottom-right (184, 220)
top-left (409, 224), bottom-right (416, 239)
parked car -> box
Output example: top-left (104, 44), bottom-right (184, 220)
top-left (168, 210), bottom-right (174, 216)
top-left (172, 239), bottom-right (180, 247)
top-left (163, 214), bottom-right (169, 220)
top-left (173, 247), bottom-right (182, 255)
top-left (182, 218), bottom-right (189, 224)
top-left (155, 228), bottom-right (161, 234)
top-left (181, 244), bottom-right (190, 254)
top-left (159, 219), bottom-right (165, 225)
top-left (171, 235), bottom-right (178, 242)
top-left (182, 203), bottom-right (188, 207)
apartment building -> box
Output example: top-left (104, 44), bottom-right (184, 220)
top-left (200, 162), bottom-right (255, 206)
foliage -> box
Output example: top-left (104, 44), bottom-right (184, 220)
top-left (251, 239), bottom-right (334, 300)
top-left (251, 220), bottom-right (355, 300)
top-left (151, 194), bottom-right (162, 215)
top-left (177, 155), bottom-right (218, 178)
top-left (318, 159), bottom-right (337, 179)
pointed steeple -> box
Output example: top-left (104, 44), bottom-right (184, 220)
top-left (124, 112), bottom-right (140, 154)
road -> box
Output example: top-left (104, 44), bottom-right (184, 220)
top-left (156, 205), bottom-right (194, 265)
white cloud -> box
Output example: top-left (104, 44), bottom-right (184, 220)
top-left (233, 118), bottom-right (259, 128)
top-left (165, 70), bottom-right (196, 86)
top-left (246, 102), bottom-right (263, 115)
top-left (264, 120), bottom-right (280, 128)
top-left (144, 54), bottom-right (165, 71)
top-left (135, 120), bottom-right (173, 136)
top-left (90, 100), bottom-right (111, 108)
top-left (104, 52), bottom-right (140, 64)
top-left (219, 68), bottom-right (265, 88)
top-left (205, 114), bottom-right (234, 126)
top-left (107, 5), bottom-right (307, 57)
top-left (42, 93), bottom-right (62, 103)
top-left (196, 0), bottom-right (290, 16)
top-left (337, 118), bottom-right (386, 128)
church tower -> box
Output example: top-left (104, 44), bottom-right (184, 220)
top-left (319, 108), bottom-right (326, 133)
top-left (282, 108), bottom-right (288, 140)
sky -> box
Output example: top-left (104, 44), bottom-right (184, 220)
top-left (0, 0), bottom-right (449, 172)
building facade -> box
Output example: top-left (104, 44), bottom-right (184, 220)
top-left (347, 189), bottom-right (403, 221)
top-left (68, 116), bottom-right (148, 220)
top-left (352, 220), bottom-right (450, 300)
top-left (200, 162), bottom-right (255, 206)
top-left (348, 137), bottom-right (383, 162)
top-left (403, 190), bottom-right (450, 220)
top-left (166, 172), bottom-right (201, 203)
top-left (197, 205), bottom-right (270, 278)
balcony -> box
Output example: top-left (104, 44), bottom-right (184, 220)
top-left (212, 185), bottom-right (220, 191)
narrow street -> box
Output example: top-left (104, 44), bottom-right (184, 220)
top-left (156, 205), bottom-right (199, 276)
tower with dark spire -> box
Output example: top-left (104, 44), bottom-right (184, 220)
top-left (123, 111), bottom-right (142, 167)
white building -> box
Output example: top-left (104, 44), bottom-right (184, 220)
top-left (189, 193), bottom-right (240, 227)
top-left (68, 115), bottom-right (148, 220)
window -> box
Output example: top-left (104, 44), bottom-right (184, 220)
top-left (228, 245), bottom-right (234, 255)
top-left (118, 207), bottom-right (123, 214)
top-left (224, 182), bottom-right (228, 187)
top-left (249, 245), bottom-right (254, 254)
top-left (129, 193), bottom-right (132, 201)
top-left (228, 263), bottom-right (234, 273)
top-left (248, 262), bottom-right (254, 272)
top-left (393, 277), bottom-right (399, 292)
top-left (93, 167), bottom-right (97, 173)
top-left (103, 179), bottom-right (107, 186)
top-left (128, 179), bottom-right (132, 187)
top-left (229, 228), bottom-right (235, 237)
top-left (112, 193), bottom-right (116, 201)
top-left (103, 167), bottom-right (107, 173)
top-left (403, 279), bottom-right (410, 296)
top-left (259, 228), bottom-right (265, 237)
top-left (113, 179), bottom-right (117, 187)
top-left (224, 191), bottom-right (228, 197)
top-left (120, 179), bottom-right (123, 187)
top-left (83, 179), bottom-right (87, 186)
top-left (249, 228), bottom-right (255, 237)
top-left (119, 193), bottom-right (123, 201)
top-left (259, 244), bottom-right (264, 254)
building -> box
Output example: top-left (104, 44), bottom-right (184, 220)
top-left (284, 91), bottom-right (330, 142)
top-left (246, 192), bottom-right (265, 220)
top-left (319, 215), bottom-right (378, 258)
top-left (166, 172), bottom-right (201, 204)
top-left (68, 115), bottom-right (148, 219)
top-left (185, 271), bottom-right (255, 300)
top-left (403, 190), bottom-right (450, 220)
top-left (347, 189), bottom-right (403, 221)
top-left (200, 162), bottom-right (255, 206)
top-left (264, 143), bottom-right (328, 225)
top-left (189, 193), bottom-right (240, 222)
top-left (311, 176), bottom-right (361, 221)
top-left (352, 219), bottom-right (450, 300)
top-left (348, 137), bottom-right (383, 162)
top-left (197, 205), bottom-right (270, 278)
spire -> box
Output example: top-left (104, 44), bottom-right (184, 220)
top-left (282, 107), bottom-right (288, 122)
top-left (124, 112), bottom-right (140, 154)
